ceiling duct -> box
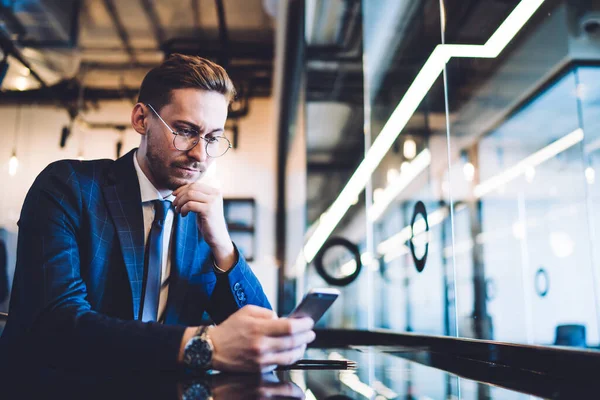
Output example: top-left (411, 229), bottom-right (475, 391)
top-left (0, 0), bottom-right (81, 91)
top-left (1, 0), bottom-right (80, 47)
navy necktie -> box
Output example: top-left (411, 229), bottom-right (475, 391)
top-left (141, 200), bottom-right (170, 322)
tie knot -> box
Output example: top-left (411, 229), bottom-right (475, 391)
top-left (153, 200), bottom-right (170, 222)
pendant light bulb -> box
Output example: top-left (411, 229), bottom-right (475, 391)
top-left (9, 152), bottom-right (18, 176)
top-left (403, 139), bottom-right (417, 160)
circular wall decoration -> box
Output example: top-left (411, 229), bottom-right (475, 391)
top-left (535, 268), bottom-right (549, 297)
top-left (314, 237), bottom-right (362, 287)
top-left (410, 201), bottom-right (429, 273)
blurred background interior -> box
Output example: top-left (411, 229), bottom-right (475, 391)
top-left (2, 0), bottom-right (600, 397)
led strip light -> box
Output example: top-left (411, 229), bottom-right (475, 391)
top-left (474, 128), bottom-right (584, 198)
top-left (368, 149), bottom-right (432, 222)
top-left (303, 0), bottom-right (546, 263)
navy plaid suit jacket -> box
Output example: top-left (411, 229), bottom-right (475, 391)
top-left (0, 149), bottom-right (270, 372)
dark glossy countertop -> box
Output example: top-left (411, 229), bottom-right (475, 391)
top-left (3, 345), bottom-right (600, 399)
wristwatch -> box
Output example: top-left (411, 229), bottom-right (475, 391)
top-left (183, 326), bottom-right (214, 369)
top-left (180, 380), bottom-right (212, 400)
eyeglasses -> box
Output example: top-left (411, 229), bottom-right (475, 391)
top-left (146, 103), bottom-right (232, 158)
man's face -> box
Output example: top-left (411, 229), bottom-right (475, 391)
top-left (143, 88), bottom-right (228, 191)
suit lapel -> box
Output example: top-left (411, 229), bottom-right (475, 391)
top-left (102, 149), bottom-right (146, 319)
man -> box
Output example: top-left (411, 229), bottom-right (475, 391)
top-left (0, 230), bottom-right (8, 305)
top-left (0, 54), bottom-right (314, 373)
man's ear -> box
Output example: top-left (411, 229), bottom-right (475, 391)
top-left (131, 103), bottom-right (147, 135)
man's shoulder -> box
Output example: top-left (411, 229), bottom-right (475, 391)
top-left (21, 157), bottom-right (123, 218)
top-left (39, 157), bottom-right (116, 183)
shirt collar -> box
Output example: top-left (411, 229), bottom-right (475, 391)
top-left (133, 151), bottom-right (175, 203)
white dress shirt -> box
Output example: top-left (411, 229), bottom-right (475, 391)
top-left (133, 152), bottom-right (175, 322)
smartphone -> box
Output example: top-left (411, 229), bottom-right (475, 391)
top-left (288, 288), bottom-right (340, 323)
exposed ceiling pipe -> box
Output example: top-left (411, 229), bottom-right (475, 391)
top-left (80, 61), bottom-right (272, 74)
top-left (337, 0), bottom-right (361, 48)
top-left (0, 30), bottom-right (48, 89)
top-left (0, 78), bottom-right (252, 119)
top-left (0, 53), bottom-right (9, 87)
top-left (274, 0), bottom-right (304, 314)
top-left (191, 0), bottom-right (200, 33)
top-left (0, 79), bottom-right (138, 105)
top-left (140, 0), bottom-right (166, 46)
top-left (215, 0), bottom-right (230, 69)
top-left (161, 39), bottom-right (274, 59)
top-left (14, 0), bottom-right (81, 49)
top-left (0, 3), bottom-right (27, 38)
top-left (102, 0), bottom-right (139, 67)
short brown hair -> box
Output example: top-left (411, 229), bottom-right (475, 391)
top-left (137, 53), bottom-right (236, 111)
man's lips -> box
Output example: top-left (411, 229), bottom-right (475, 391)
top-left (175, 165), bottom-right (203, 179)
top-left (174, 165), bottom-right (202, 174)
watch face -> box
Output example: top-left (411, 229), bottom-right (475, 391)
top-left (184, 336), bottom-right (213, 369)
top-left (181, 381), bottom-right (211, 400)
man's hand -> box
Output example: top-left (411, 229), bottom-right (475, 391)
top-left (208, 305), bottom-right (316, 373)
top-left (212, 377), bottom-right (305, 400)
top-left (172, 182), bottom-right (235, 270)
top-left (178, 374), bottom-right (305, 400)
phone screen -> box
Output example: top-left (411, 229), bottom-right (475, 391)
top-left (288, 290), bottom-right (339, 323)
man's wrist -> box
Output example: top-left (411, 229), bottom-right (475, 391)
top-left (179, 327), bottom-right (200, 363)
top-left (213, 259), bottom-right (228, 274)
top-left (211, 241), bottom-right (236, 272)
top-left (180, 326), bottom-right (215, 369)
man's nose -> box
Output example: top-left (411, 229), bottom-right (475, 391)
top-left (187, 139), bottom-right (209, 162)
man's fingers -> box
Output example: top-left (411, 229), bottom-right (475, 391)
top-left (262, 330), bottom-right (316, 353)
top-left (258, 383), bottom-right (305, 399)
top-left (178, 201), bottom-right (207, 217)
top-left (173, 190), bottom-right (211, 209)
top-left (259, 344), bottom-right (307, 367)
top-left (261, 317), bottom-right (314, 336)
top-left (241, 305), bottom-right (278, 320)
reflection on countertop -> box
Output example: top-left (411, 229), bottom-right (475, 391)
top-left (2, 347), bottom-right (600, 399)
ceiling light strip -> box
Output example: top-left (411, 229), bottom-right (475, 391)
top-left (483, 0), bottom-right (546, 57)
top-left (368, 149), bottom-right (432, 222)
top-left (376, 207), bottom-right (449, 256)
top-left (474, 128), bottom-right (583, 198)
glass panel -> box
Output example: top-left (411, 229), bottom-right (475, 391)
top-left (444, 0), bottom-right (600, 348)
top-left (578, 65), bottom-right (600, 350)
top-left (303, 0), bottom-right (459, 334)
top-left (459, 378), bottom-right (538, 400)
top-left (364, 0), bottom-right (458, 336)
top-left (302, 0), bottom-right (367, 329)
